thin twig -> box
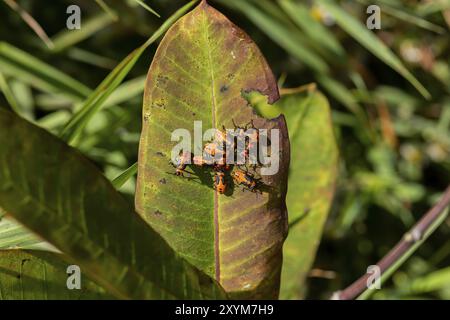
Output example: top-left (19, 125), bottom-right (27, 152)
top-left (3, 0), bottom-right (54, 49)
top-left (132, 0), bottom-right (161, 18)
top-left (332, 184), bottom-right (450, 300)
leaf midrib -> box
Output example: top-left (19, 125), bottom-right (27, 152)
top-left (202, 6), bottom-right (221, 283)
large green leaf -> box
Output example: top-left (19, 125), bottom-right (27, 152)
top-left (279, 91), bottom-right (338, 299)
top-left (135, 1), bottom-right (289, 299)
top-left (0, 109), bottom-right (225, 299)
top-left (0, 250), bottom-right (110, 299)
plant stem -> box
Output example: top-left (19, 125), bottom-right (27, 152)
top-left (332, 184), bottom-right (450, 300)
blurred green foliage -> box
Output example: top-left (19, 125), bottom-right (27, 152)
top-left (0, 0), bottom-right (449, 299)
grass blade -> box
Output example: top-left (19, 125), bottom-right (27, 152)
top-left (316, 0), bottom-right (431, 99)
top-left (0, 216), bottom-right (57, 251)
top-left (132, 0), bottom-right (161, 18)
top-left (94, 0), bottom-right (119, 21)
top-left (317, 75), bottom-right (375, 143)
top-left (0, 42), bottom-right (90, 99)
top-left (112, 162), bottom-right (138, 189)
top-left (59, 0), bottom-right (199, 145)
top-left (51, 12), bottom-right (116, 52)
top-left (0, 71), bottom-right (21, 114)
top-left (104, 76), bottom-right (146, 106)
top-left (66, 47), bottom-right (117, 69)
top-left (416, 1), bottom-right (450, 16)
top-left (377, 2), bottom-right (445, 33)
top-left (357, 0), bottom-right (445, 33)
top-left (278, 0), bottom-right (345, 57)
top-left (3, 0), bottom-right (54, 49)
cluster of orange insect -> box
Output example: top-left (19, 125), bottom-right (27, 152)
top-left (172, 121), bottom-right (261, 195)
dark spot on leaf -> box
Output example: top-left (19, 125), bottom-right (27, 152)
top-left (220, 85), bottom-right (229, 93)
top-left (156, 152), bottom-right (164, 157)
top-left (152, 98), bottom-right (166, 109)
top-left (21, 258), bottom-right (30, 266)
top-left (192, 112), bottom-right (196, 116)
top-left (227, 73), bottom-right (235, 80)
top-left (154, 210), bottom-right (162, 216)
top-left (159, 178), bottom-right (167, 184)
top-left (156, 74), bottom-right (169, 87)
top-left (16, 274), bottom-right (21, 279)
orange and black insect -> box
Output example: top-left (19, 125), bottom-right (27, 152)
top-left (203, 126), bottom-right (227, 157)
top-left (211, 145), bottom-right (228, 170)
top-left (244, 121), bottom-right (259, 159)
top-left (214, 171), bottom-right (227, 194)
top-left (203, 135), bottom-right (227, 167)
top-left (173, 151), bottom-right (192, 176)
top-left (231, 169), bottom-right (258, 192)
top-left (193, 154), bottom-right (229, 170)
top-left (203, 142), bottom-right (218, 157)
top-left (232, 119), bottom-right (259, 164)
top-left (214, 126), bottom-right (227, 144)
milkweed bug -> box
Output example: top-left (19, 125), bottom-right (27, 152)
top-left (214, 126), bottom-right (227, 144)
top-left (231, 168), bottom-right (259, 192)
top-left (203, 140), bottom-right (226, 167)
top-left (203, 142), bottom-right (218, 157)
top-left (214, 171), bottom-right (227, 194)
top-left (231, 119), bottom-right (259, 166)
top-left (172, 151), bottom-right (192, 176)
